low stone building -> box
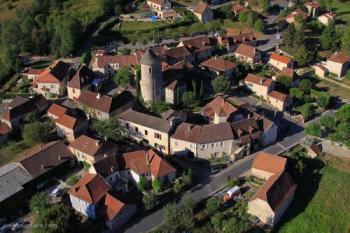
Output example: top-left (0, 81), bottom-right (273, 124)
top-left (77, 90), bottom-right (135, 120)
top-left (193, 2), bottom-right (213, 23)
top-left (267, 91), bottom-right (291, 111)
top-left (47, 103), bottom-right (68, 120)
top-left (269, 53), bottom-right (293, 71)
top-left (235, 44), bottom-right (261, 65)
top-left (199, 57), bottom-right (237, 78)
top-left (244, 73), bottom-right (274, 100)
top-left (119, 109), bottom-right (174, 154)
top-left (248, 152), bottom-right (296, 227)
top-left (122, 149), bottom-right (177, 183)
top-left (325, 52), bottom-right (350, 79)
top-left (67, 65), bottom-right (94, 100)
top-left (69, 135), bottom-right (118, 165)
top-left (201, 96), bottom-right (239, 124)
top-left (318, 12), bottom-right (336, 26)
top-left (55, 114), bottom-right (89, 142)
top-left (178, 36), bottom-right (216, 64)
top-left (33, 61), bottom-right (71, 98)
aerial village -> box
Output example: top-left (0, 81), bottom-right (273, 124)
top-left (0, 0), bottom-right (350, 232)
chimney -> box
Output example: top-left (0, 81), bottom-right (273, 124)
top-left (58, 156), bottom-right (62, 161)
top-left (96, 93), bottom-right (101, 99)
top-left (41, 164), bottom-right (45, 170)
top-left (95, 140), bottom-right (100, 146)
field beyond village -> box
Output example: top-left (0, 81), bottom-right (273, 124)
top-left (278, 153), bottom-right (350, 233)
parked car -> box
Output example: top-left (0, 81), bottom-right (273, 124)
top-left (10, 221), bottom-right (24, 232)
top-left (50, 187), bottom-right (63, 197)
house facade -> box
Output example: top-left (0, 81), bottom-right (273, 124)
top-left (55, 114), bottom-right (89, 142)
top-left (119, 109), bottom-right (173, 154)
top-left (244, 74), bottom-right (274, 99)
top-left (199, 57), bottom-right (237, 78)
top-left (318, 12), bottom-right (336, 25)
top-left (67, 65), bottom-right (94, 100)
top-left (325, 52), bottom-right (350, 79)
top-left (235, 44), bottom-right (261, 65)
top-left (269, 53), bottom-right (293, 71)
top-left (267, 91), bottom-right (290, 111)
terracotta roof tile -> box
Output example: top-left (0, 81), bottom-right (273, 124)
top-left (36, 61), bottom-right (70, 84)
top-left (235, 44), bottom-right (257, 59)
top-left (270, 53), bottom-right (292, 65)
top-left (200, 58), bottom-right (237, 72)
top-left (55, 114), bottom-right (86, 129)
top-left (252, 152), bottom-right (287, 174)
top-left (286, 9), bottom-right (308, 21)
top-left (122, 150), bottom-right (176, 177)
top-left (268, 91), bottom-right (289, 102)
top-left (92, 155), bottom-right (120, 178)
top-left (328, 52), bottom-right (350, 64)
top-left (47, 104), bottom-right (68, 118)
top-left (202, 96), bottom-right (238, 119)
top-left (68, 173), bottom-right (111, 204)
top-left (0, 123), bottom-right (11, 136)
top-left (245, 73), bottom-right (273, 87)
top-left (97, 54), bottom-right (139, 69)
top-left (232, 3), bottom-right (247, 13)
top-left (26, 68), bottom-right (44, 75)
top-left (103, 193), bottom-right (125, 221)
top-left (69, 135), bottom-right (118, 157)
top-left (194, 2), bottom-right (210, 14)
top-left (251, 172), bottom-right (297, 211)
top-left (306, 1), bottom-right (320, 8)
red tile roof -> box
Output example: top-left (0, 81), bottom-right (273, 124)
top-left (26, 68), bottom-right (44, 75)
top-left (55, 114), bottom-right (85, 129)
top-left (166, 80), bottom-right (178, 91)
top-left (252, 152), bottom-right (287, 174)
top-left (200, 57), bottom-right (237, 72)
top-left (286, 9), bottom-right (308, 21)
top-left (232, 3), bottom-right (247, 13)
top-left (281, 68), bottom-right (295, 78)
top-left (122, 150), bottom-right (176, 177)
top-left (202, 96), bottom-right (238, 119)
top-left (314, 64), bottom-right (328, 72)
top-left (97, 54), bottom-right (139, 69)
top-left (47, 103), bottom-right (68, 118)
top-left (68, 173), bottom-right (111, 204)
top-left (148, 0), bottom-right (167, 5)
top-left (268, 91), bottom-right (289, 102)
top-left (0, 122), bottom-right (11, 136)
top-left (328, 52), bottom-right (350, 64)
top-left (245, 73), bottom-right (273, 87)
top-left (235, 44), bottom-right (257, 59)
top-left (171, 122), bottom-right (234, 144)
top-left (36, 61), bottom-right (70, 84)
top-left (194, 2), bottom-right (210, 14)
top-left (270, 53), bottom-right (292, 65)
top-left (251, 172), bottom-right (297, 211)
top-left (67, 65), bottom-right (94, 89)
top-left (306, 1), bottom-right (320, 8)
top-left (103, 193), bottom-right (125, 221)
top-left (69, 135), bottom-right (117, 157)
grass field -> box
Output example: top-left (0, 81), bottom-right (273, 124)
top-left (0, 0), bottom-right (32, 23)
top-left (332, 0), bottom-right (350, 24)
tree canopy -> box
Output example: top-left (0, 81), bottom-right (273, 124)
top-left (22, 121), bottom-right (52, 145)
top-left (211, 76), bottom-right (230, 94)
top-left (91, 118), bottom-right (125, 141)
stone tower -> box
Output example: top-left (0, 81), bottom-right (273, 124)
top-left (140, 48), bottom-right (163, 103)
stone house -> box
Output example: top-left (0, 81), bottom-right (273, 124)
top-left (244, 74), bottom-right (275, 100)
top-left (119, 109), bottom-right (175, 154)
top-left (1, 95), bottom-right (48, 129)
top-left (67, 65), bottom-right (95, 100)
top-left (165, 80), bottom-right (186, 105)
top-left (121, 149), bottom-right (177, 183)
top-left (33, 61), bottom-right (71, 98)
top-left (170, 122), bottom-right (236, 160)
top-left (201, 96), bottom-right (239, 124)
top-left (199, 57), bottom-right (237, 78)
top-left (55, 114), bottom-right (89, 142)
top-left (235, 44), bottom-right (261, 65)
top-left (193, 2), bottom-right (213, 23)
top-left (69, 135), bottom-right (118, 165)
top-left (47, 103), bottom-right (68, 120)
top-left (269, 53), bottom-right (293, 71)
top-left (318, 12), bottom-right (336, 26)
top-left (325, 52), bottom-right (350, 79)
top-left (77, 90), bottom-right (135, 120)
top-left (215, 32), bottom-right (256, 53)
top-left (178, 36), bottom-right (216, 64)
top-left (285, 9), bottom-right (308, 24)
top-left (22, 68), bottom-right (44, 80)
top-left (248, 152), bottom-right (296, 227)
top-left (313, 64), bottom-right (329, 78)
top-left (272, 68), bottom-right (299, 87)
top-left (147, 0), bottom-right (172, 18)
top-left (267, 91), bottom-right (291, 111)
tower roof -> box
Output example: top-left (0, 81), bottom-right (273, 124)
top-left (140, 48), bottom-right (160, 66)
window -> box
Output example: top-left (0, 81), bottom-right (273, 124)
top-left (135, 127), bottom-right (138, 132)
top-left (154, 133), bottom-right (161, 139)
top-left (145, 130), bottom-right (148, 135)
top-left (149, 68), bottom-right (152, 74)
top-left (126, 123), bottom-right (129, 129)
top-left (211, 144), bottom-right (214, 148)
top-left (175, 141), bottom-right (178, 146)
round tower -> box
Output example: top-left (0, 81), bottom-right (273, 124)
top-left (140, 48), bottom-right (163, 103)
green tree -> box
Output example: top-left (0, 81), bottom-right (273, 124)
top-left (29, 192), bottom-right (50, 215)
top-left (22, 122), bottom-right (51, 145)
top-left (276, 75), bottom-right (292, 91)
top-left (246, 12), bottom-right (259, 27)
top-left (142, 192), bottom-right (156, 210)
top-left (317, 94), bottom-right (332, 109)
top-left (283, 24), bottom-right (296, 47)
top-left (227, 176), bottom-right (239, 188)
top-left (341, 28), bottom-right (350, 53)
top-left (182, 91), bottom-right (195, 106)
top-left (211, 76), bottom-right (230, 93)
top-left (294, 46), bottom-right (313, 66)
top-left (135, 65), bottom-right (142, 102)
top-left (91, 118), bottom-right (125, 141)
top-left (150, 101), bottom-right (169, 114)
top-left (238, 11), bottom-right (248, 23)
top-left (320, 23), bottom-right (339, 51)
top-left (183, 169), bottom-right (193, 187)
top-left (320, 115), bottom-right (337, 130)
top-left (174, 179), bottom-right (182, 193)
top-left (32, 204), bottom-right (79, 233)
top-left (113, 67), bottom-right (133, 86)
top-left (254, 19), bottom-right (264, 32)
top-left (206, 197), bottom-right (220, 215)
top-left (305, 123), bottom-right (322, 137)
top-left (290, 87), bottom-right (304, 100)
top-left (152, 178), bottom-right (163, 193)
top-left (100, 0), bottom-right (115, 15)
top-left (199, 80), bottom-right (204, 99)
top-left (211, 213), bottom-right (222, 231)
top-left (336, 104), bottom-right (350, 122)
top-left (137, 176), bottom-right (148, 192)
top-left (293, 29), bottom-right (305, 47)
top-left (298, 79), bottom-right (312, 94)
top-left (296, 103), bottom-right (314, 121)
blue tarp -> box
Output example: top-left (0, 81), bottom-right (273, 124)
top-left (150, 15), bottom-right (158, 22)
top-left (91, 79), bottom-right (102, 86)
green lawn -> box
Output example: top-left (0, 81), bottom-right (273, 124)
top-left (332, 0), bottom-right (350, 24)
top-left (118, 21), bottom-right (171, 32)
top-left (0, 140), bottom-right (29, 166)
